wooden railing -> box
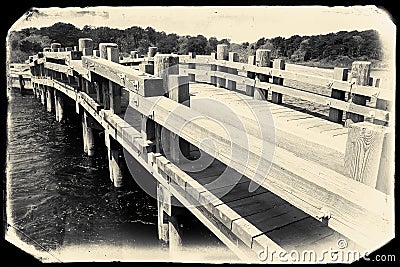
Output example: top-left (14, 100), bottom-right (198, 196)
top-left (178, 51), bottom-right (393, 126)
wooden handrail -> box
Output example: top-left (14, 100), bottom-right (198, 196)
top-left (179, 57), bottom-right (392, 101)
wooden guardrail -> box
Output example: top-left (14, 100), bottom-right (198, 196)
top-left (178, 50), bottom-right (393, 126)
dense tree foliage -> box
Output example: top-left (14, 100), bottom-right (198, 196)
top-left (8, 22), bottom-right (383, 67)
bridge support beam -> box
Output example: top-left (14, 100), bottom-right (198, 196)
top-left (54, 90), bottom-right (64, 122)
top-left (45, 86), bottom-right (54, 113)
top-left (82, 111), bottom-right (95, 156)
top-left (105, 133), bottom-right (124, 187)
top-left (157, 183), bottom-right (183, 250)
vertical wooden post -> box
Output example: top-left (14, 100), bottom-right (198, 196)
top-left (46, 86), bottom-right (54, 112)
top-left (82, 111), bottom-right (95, 156)
top-left (102, 80), bottom-right (110, 110)
top-left (105, 133), bottom-right (123, 187)
top-left (169, 214), bottom-right (183, 253)
top-left (107, 47), bottom-right (120, 63)
top-left (99, 43), bottom-right (118, 60)
top-left (227, 52), bottom-right (239, 90)
top-left (54, 90), bottom-right (64, 122)
top-left (216, 44), bottom-right (228, 88)
top-left (246, 55), bottom-right (256, 96)
top-left (50, 43), bottom-right (61, 52)
top-left (157, 183), bottom-right (171, 244)
top-left (93, 81), bottom-right (103, 104)
top-left (210, 52), bottom-right (217, 86)
top-left (344, 122), bottom-right (393, 194)
top-left (40, 85), bottom-right (46, 105)
top-left (329, 68), bottom-right (348, 123)
top-left (167, 75), bottom-right (190, 164)
top-left (78, 38), bottom-right (93, 56)
top-left (346, 61), bottom-right (371, 125)
top-left (148, 47), bottom-right (158, 58)
top-left (254, 49), bottom-right (271, 100)
top-left (188, 52), bottom-right (196, 82)
top-left (108, 81), bottom-right (121, 114)
top-left (154, 54), bottom-right (179, 95)
top-left (130, 50), bottom-right (138, 58)
top-left (140, 57), bottom-right (164, 154)
top-left (139, 63), bottom-right (154, 75)
top-left (271, 59), bottom-right (285, 104)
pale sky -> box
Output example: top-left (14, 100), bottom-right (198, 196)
top-left (10, 6), bottom-right (396, 44)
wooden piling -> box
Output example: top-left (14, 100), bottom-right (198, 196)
top-left (271, 59), bottom-right (285, 104)
top-left (46, 86), bottom-right (54, 112)
top-left (54, 90), bottom-right (64, 122)
top-left (169, 215), bottom-right (183, 252)
top-left (187, 53), bottom-right (196, 82)
top-left (246, 55), bottom-right (256, 96)
top-left (78, 38), bottom-right (93, 56)
top-left (139, 63), bottom-right (154, 75)
top-left (166, 75), bottom-right (191, 164)
top-left (108, 81), bottom-right (121, 114)
top-left (329, 68), bottom-right (348, 123)
top-left (154, 54), bottom-right (179, 95)
top-left (344, 122), bottom-right (393, 194)
top-left (254, 49), bottom-right (271, 100)
top-left (346, 61), bottom-right (371, 125)
top-left (82, 111), bottom-right (95, 156)
top-left (148, 47), bottom-right (158, 58)
top-left (227, 52), bottom-right (239, 90)
top-left (102, 80), bottom-right (110, 110)
top-left (216, 44), bottom-right (228, 88)
top-left (168, 75), bottom-right (190, 106)
top-left (107, 47), bottom-right (120, 63)
top-left (130, 50), bottom-right (138, 58)
top-left (157, 183), bottom-right (171, 243)
top-left (105, 133), bottom-right (123, 187)
top-left (50, 43), bottom-right (61, 52)
top-left (99, 43), bottom-right (118, 60)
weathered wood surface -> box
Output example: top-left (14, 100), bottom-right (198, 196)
top-left (180, 68), bottom-right (391, 122)
top-left (81, 56), bottom-right (163, 97)
top-left (43, 62), bottom-right (73, 76)
top-left (129, 89), bottom-right (392, 249)
top-left (179, 57), bottom-right (392, 101)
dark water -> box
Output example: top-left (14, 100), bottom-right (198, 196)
top-left (6, 89), bottom-right (233, 262)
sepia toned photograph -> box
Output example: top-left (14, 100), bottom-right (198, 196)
top-left (4, 5), bottom-right (396, 263)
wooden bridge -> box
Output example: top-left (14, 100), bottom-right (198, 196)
top-left (10, 39), bottom-right (394, 262)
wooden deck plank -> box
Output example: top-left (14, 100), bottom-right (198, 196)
top-left (231, 204), bottom-right (310, 248)
top-left (219, 191), bottom-right (287, 219)
top-left (265, 217), bottom-right (338, 252)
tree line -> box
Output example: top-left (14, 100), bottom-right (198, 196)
top-left (8, 22), bottom-right (383, 67)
